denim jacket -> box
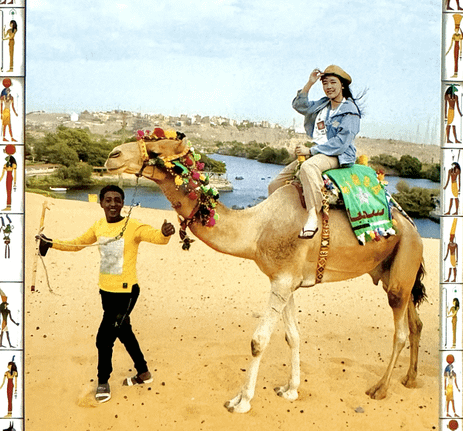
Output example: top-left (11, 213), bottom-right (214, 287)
top-left (292, 91), bottom-right (361, 166)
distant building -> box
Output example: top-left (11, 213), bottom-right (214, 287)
top-left (70, 112), bottom-right (79, 122)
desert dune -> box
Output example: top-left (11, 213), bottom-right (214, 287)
top-left (24, 192), bottom-right (440, 430)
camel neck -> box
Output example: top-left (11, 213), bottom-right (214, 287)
top-left (156, 176), bottom-right (257, 259)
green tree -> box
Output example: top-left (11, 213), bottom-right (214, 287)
top-left (39, 141), bottom-right (79, 167)
top-left (200, 154), bottom-right (226, 174)
top-left (44, 126), bottom-right (93, 162)
top-left (396, 155), bottom-right (422, 178)
top-left (55, 162), bottom-right (93, 184)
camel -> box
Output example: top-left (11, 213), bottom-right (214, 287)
top-left (105, 134), bottom-right (426, 413)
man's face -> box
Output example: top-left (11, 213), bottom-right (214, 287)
top-left (100, 191), bottom-right (124, 222)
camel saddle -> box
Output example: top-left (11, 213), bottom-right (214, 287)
top-left (293, 164), bottom-right (396, 246)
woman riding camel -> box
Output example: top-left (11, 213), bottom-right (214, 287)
top-left (269, 65), bottom-right (361, 238)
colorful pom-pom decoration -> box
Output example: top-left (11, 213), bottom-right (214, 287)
top-left (154, 128), bottom-right (166, 138)
top-left (140, 127), bottom-right (221, 231)
top-left (165, 130), bottom-right (177, 139)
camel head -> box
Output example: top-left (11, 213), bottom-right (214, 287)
top-left (105, 129), bottom-right (220, 229)
top-left (105, 130), bottom-right (189, 181)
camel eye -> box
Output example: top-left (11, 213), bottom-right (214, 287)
top-left (109, 150), bottom-right (121, 158)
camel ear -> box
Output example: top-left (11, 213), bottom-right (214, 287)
top-left (145, 138), bottom-right (189, 161)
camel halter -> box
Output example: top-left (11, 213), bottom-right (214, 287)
top-left (135, 137), bottom-right (220, 250)
top-left (136, 138), bottom-right (190, 177)
top-left (136, 137), bottom-right (201, 245)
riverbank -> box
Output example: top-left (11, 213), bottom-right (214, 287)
top-left (26, 171), bottom-right (234, 192)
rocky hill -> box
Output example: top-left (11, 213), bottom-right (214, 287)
top-left (26, 111), bottom-right (440, 164)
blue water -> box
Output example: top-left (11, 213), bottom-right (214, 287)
top-left (63, 155), bottom-right (441, 238)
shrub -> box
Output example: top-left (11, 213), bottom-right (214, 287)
top-left (392, 180), bottom-right (438, 218)
top-left (369, 154), bottom-right (399, 169)
top-left (421, 163), bottom-right (440, 183)
top-left (257, 147), bottom-right (290, 164)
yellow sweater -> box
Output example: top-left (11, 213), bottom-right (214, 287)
top-left (52, 217), bottom-right (170, 293)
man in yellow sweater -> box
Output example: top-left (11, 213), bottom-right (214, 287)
top-left (38, 185), bottom-right (175, 403)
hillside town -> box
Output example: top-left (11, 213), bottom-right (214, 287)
top-left (26, 109), bottom-right (440, 164)
top-left (26, 109), bottom-right (287, 139)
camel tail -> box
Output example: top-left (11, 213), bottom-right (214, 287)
top-left (411, 262), bottom-right (427, 307)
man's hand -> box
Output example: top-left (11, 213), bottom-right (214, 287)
top-left (161, 220), bottom-right (175, 237)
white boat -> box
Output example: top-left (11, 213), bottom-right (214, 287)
top-left (49, 187), bottom-right (67, 192)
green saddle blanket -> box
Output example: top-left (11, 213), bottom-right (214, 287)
top-left (324, 165), bottom-right (396, 245)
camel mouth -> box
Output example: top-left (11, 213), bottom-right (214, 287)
top-left (104, 161), bottom-right (127, 174)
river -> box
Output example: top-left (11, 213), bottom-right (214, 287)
top-left (63, 155), bottom-right (440, 239)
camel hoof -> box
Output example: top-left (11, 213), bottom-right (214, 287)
top-left (401, 375), bottom-right (417, 388)
top-left (365, 384), bottom-right (387, 400)
top-left (224, 394), bottom-right (251, 413)
top-left (274, 386), bottom-right (298, 401)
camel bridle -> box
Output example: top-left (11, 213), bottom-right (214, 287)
top-left (135, 139), bottom-right (200, 250)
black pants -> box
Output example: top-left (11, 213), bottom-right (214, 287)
top-left (96, 284), bottom-right (148, 384)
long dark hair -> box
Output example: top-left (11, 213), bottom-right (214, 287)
top-left (339, 77), bottom-right (363, 118)
top-left (9, 21), bottom-right (17, 33)
top-left (324, 73), bottom-right (364, 117)
top-left (7, 361), bottom-right (16, 374)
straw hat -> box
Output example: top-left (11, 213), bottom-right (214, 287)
top-left (321, 65), bottom-right (352, 84)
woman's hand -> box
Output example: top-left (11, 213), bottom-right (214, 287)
top-left (295, 143), bottom-right (312, 157)
top-left (308, 69), bottom-right (321, 85)
top-left (302, 69), bottom-right (321, 93)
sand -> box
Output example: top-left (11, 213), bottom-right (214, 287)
top-left (24, 192), bottom-right (440, 431)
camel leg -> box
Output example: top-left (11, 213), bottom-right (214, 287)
top-left (366, 226), bottom-right (423, 400)
top-left (224, 277), bottom-right (294, 413)
top-left (401, 299), bottom-right (423, 388)
top-left (274, 293), bottom-right (300, 401)
top-left (366, 291), bottom-right (410, 399)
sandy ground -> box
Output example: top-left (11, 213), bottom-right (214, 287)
top-left (24, 192), bottom-right (440, 431)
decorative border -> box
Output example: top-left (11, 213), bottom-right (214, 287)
top-left (441, 2), bottom-right (463, 429)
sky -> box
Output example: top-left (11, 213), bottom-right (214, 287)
top-left (26, 0), bottom-right (442, 143)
